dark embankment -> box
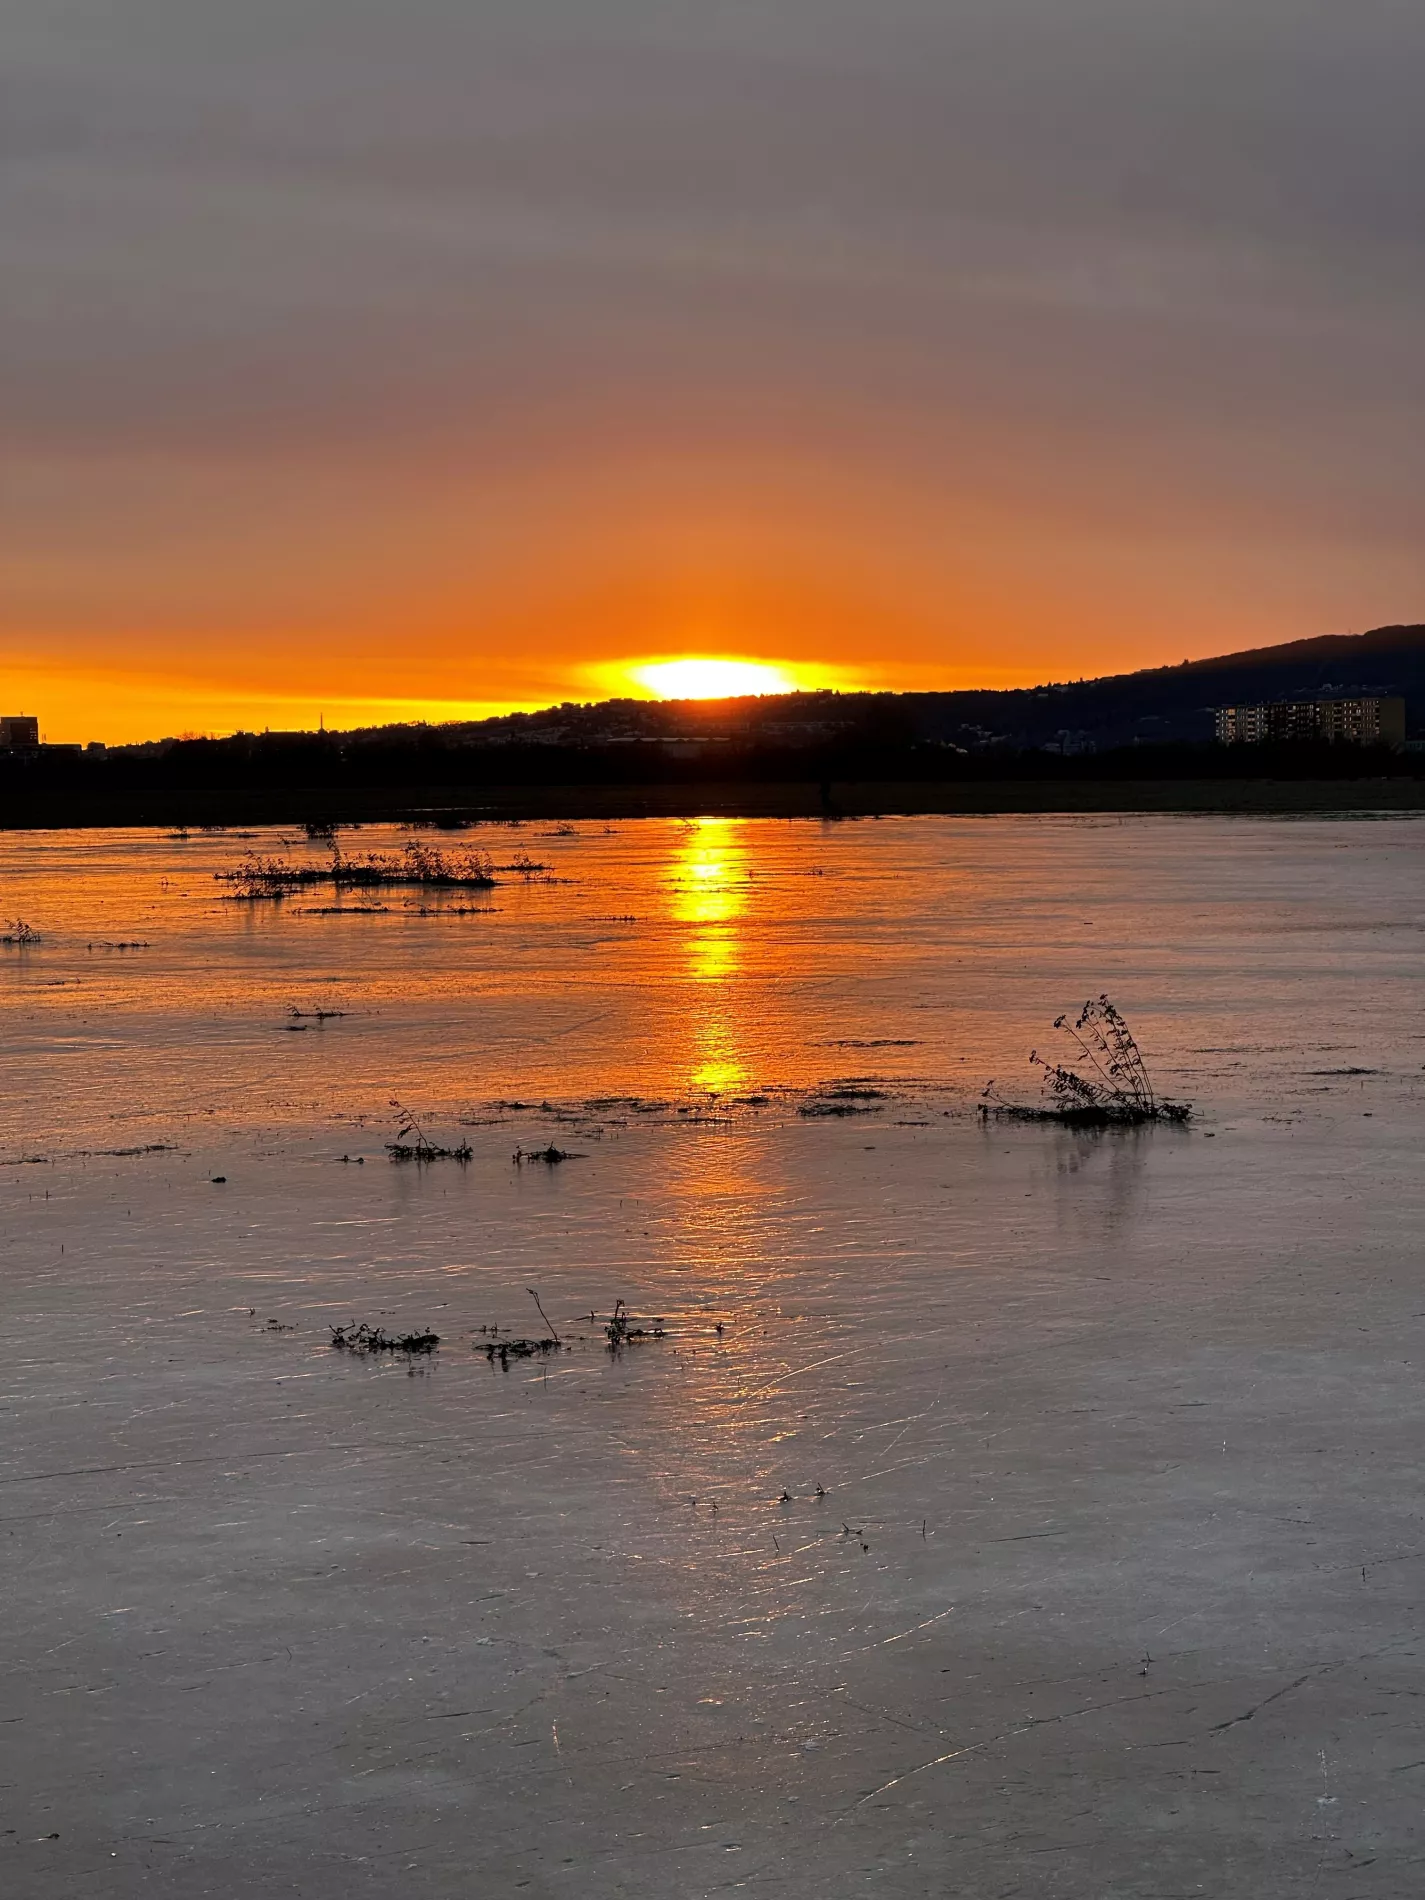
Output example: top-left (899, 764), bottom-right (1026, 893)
top-left (6, 748), bottom-right (1425, 828)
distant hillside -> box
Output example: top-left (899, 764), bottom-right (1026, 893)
top-left (869, 621), bottom-right (1425, 752)
top-left (357, 621), bottom-right (1425, 756)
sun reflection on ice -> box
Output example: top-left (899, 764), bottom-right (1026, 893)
top-left (668, 818), bottom-right (752, 1093)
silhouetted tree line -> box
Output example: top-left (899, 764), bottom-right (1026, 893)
top-left (1, 730), bottom-right (1420, 802)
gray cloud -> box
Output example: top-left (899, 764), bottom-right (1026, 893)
top-left (5, 0), bottom-right (1425, 666)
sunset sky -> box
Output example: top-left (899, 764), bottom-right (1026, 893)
top-left (7, 1), bottom-right (1425, 743)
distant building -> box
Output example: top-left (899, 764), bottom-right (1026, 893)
top-left (1317, 696), bottom-right (1407, 746)
top-left (1215, 703), bottom-right (1271, 745)
top-left (1040, 729), bottom-right (1097, 757)
top-left (1215, 696), bottom-right (1405, 749)
top-left (0, 714), bottom-right (40, 749)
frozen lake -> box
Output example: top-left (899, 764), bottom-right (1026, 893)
top-left (5, 815), bottom-right (1425, 1896)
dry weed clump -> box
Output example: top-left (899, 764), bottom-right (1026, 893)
top-left (331, 1322), bottom-right (439, 1355)
top-left (385, 1098), bottom-right (473, 1162)
top-left (218, 842), bottom-right (497, 901)
top-left (981, 995), bottom-right (1190, 1126)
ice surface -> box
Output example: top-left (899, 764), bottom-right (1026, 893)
top-left (4, 816), bottom-right (1425, 1895)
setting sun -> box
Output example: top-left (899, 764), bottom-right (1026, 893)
top-left (630, 658), bottom-right (799, 700)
